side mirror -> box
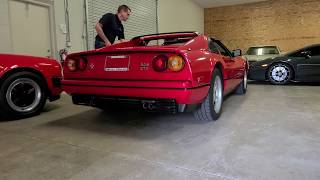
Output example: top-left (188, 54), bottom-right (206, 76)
top-left (301, 51), bottom-right (311, 58)
top-left (232, 49), bottom-right (242, 57)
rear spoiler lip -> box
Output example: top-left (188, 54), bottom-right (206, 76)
top-left (131, 31), bottom-right (200, 41)
top-left (67, 47), bottom-right (186, 58)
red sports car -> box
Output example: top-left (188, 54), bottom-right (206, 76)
top-left (0, 54), bottom-right (63, 119)
top-left (62, 32), bottom-right (248, 121)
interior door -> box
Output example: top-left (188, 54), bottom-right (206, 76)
top-left (9, 0), bottom-right (52, 58)
top-left (296, 46), bottom-right (320, 81)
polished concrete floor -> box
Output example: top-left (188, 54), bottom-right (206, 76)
top-left (0, 83), bottom-right (320, 180)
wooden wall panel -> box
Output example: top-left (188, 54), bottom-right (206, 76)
top-left (204, 0), bottom-right (320, 53)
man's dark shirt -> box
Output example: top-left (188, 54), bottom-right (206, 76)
top-left (95, 13), bottom-right (124, 44)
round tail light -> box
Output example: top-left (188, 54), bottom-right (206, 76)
top-left (66, 59), bottom-right (77, 71)
top-left (153, 55), bottom-right (168, 72)
top-left (168, 55), bottom-right (184, 72)
top-left (78, 58), bottom-right (87, 71)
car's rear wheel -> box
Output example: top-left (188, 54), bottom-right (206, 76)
top-left (0, 72), bottom-right (47, 119)
top-left (235, 70), bottom-right (248, 95)
top-left (268, 63), bottom-right (292, 85)
top-left (194, 69), bottom-right (223, 121)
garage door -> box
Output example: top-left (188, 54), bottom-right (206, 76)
top-left (87, 0), bottom-right (158, 49)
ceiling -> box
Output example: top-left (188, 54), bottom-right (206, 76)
top-left (193, 0), bottom-right (268, 8)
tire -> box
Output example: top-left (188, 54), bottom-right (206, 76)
top-left (193, 69), bottom-right (223, 121)
top-left (268, 63), bottom-right (293, 85)
top-left (0, 72), bottom-right (47, 119)
top-left (235, 70), bottom-right (248, 95)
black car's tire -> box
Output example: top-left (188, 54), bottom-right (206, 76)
top-left (0, 72), bottom-right (47, 119)
top-left (235, 70), bottom-right (248, 95)
top-left (268, 63), bottom-right (293, 85)
top-left (194, 69), bottom-right (223, 121)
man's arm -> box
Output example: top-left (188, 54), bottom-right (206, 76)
top-left (95, 23), bottom-right (111, 46)
top-left (118, 25), bottom-right (125, 42)
top-left (119, 39), bottom-right (128, 43)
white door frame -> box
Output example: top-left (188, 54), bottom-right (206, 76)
top-left (8, 0), bottom-right (57, 58)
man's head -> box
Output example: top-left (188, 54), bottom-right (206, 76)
top-left (117, 5), bottom-right (131, 22)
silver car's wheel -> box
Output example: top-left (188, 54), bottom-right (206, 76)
top-left (6, 78), bottom-right (42, 113)
top-left (213, 76), bottom-right (223, 113)
top-left (244, 70), bottom-right (248, 90)
top-left (268, 63), bottom-right (292, 85)
top-left (0, 72), bottom-right (47, 119)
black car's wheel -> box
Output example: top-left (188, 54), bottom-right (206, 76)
top-left (268, 63), bottom-right (293, 85)
top-left (194, 69), bottom-right (223, 121)
top-left (235, 70), bottom-right (248, 95)
top-left (0, 72), bottom-right (47, 119)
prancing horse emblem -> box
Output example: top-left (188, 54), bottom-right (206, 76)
top-left (140, 62), bottom-right (149, 70)
top-left (89, 63), bottom-right (95, 70)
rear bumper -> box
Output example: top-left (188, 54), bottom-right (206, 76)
top-left (62, 79), bottom-right (209, 104)
top-left (72, 95), bottom-right (184, 113)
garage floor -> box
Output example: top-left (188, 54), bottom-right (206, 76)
top-left (0, 83), bottom-right (320, 180)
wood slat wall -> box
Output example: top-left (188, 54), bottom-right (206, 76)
top-left (87, 0), bottom-right (157, 50)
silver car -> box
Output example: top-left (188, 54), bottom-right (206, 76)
top-left (244, 45), bottom-right (281, 64)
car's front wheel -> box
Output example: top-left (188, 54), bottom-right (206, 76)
top-left (194, 69), bottom-right (223, 121)
top-left (0, 72), bottom-right (47, 119)
top-left (235, 70), bottom-right (248, 95)
top-left (268, 63), bottom-right (292, 85)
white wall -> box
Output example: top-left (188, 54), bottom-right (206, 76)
top-left (157, 0), bottom-right (204, 33)
top-left (0, 0), bottom-right (204, 57)
top-left (54, 0), bottom-right (87, 54)
top-left (0, 0), bottom-right (86, 58)
top-left (0, 0), bottom-right (13, 53)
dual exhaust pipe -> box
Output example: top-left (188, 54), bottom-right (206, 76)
top-left (142, 101), bottom-right (156, 110)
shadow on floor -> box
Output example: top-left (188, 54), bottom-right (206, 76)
top-left (40, 108), bottom-right (210, 140)
top-left (42, 103), bottom-right (63, 113)
top-left (0, 102), bottom-right (63, 122)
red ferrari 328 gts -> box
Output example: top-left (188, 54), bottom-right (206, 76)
top-left (0, 54), bottom-right (62, 119)
top-left (62, 32), bottom-right (248, 121)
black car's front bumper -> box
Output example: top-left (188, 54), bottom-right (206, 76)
top-left (248, 63), bottom-right (269, 81)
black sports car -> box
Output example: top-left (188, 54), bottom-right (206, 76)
top-left (248, 44), bottom-right (320, 85)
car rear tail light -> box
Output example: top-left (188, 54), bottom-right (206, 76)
top-left (153, 55), bottom-right (168, 72)
top-left (168, 55), bottom-right (184, 72)
top-left (65, 58), bottom-right (87, 72)
top-left (78, 58), bottom-right (87, 71)
top-left (66, 59), bottom-right (77, 71)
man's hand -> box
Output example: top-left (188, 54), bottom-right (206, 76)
top-left (104, 41), bottom-right (111, 46)
top-left (120, 39), bottom-right (129, 43)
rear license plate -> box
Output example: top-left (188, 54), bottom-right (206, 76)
top-left (104, 55), bottom-right (130, 72)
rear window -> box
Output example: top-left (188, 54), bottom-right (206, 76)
top-left (246, 46), bottom-right (279, 55)
top-left (138, 37), bottom-right (192, 46)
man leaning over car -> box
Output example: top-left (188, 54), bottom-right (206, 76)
top-left (95, 5), bottom-right (131, 49)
